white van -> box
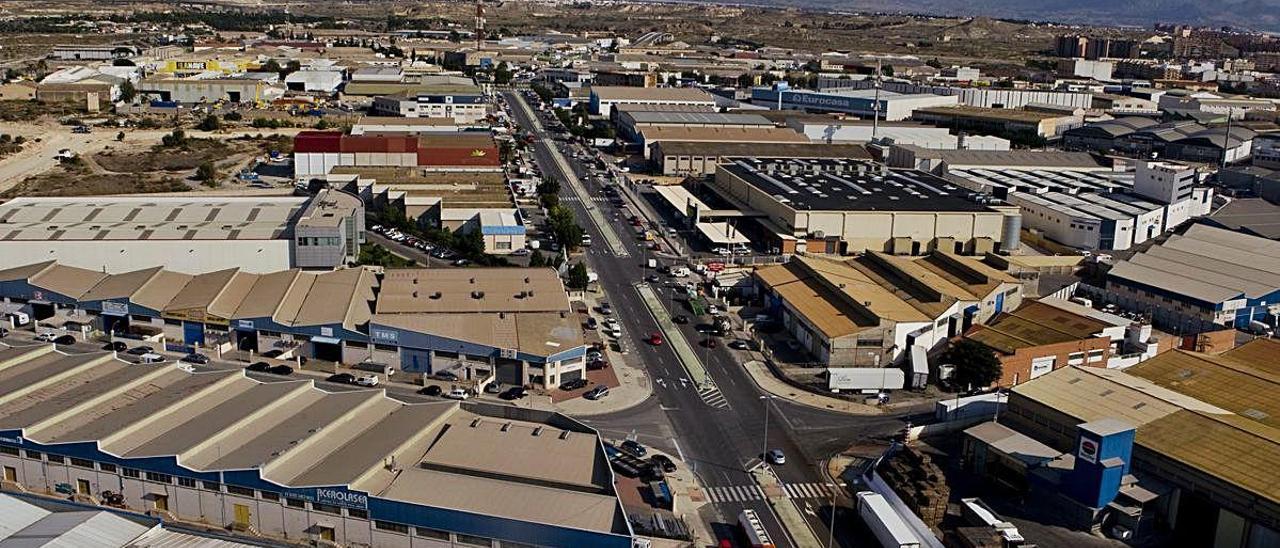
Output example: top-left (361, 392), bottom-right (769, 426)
top-left (139, 353), bottom-right (165, 364)
top-left (670, 267), bottom-right (690, 278)
top-left (5, 311), bottom-right (30, 326)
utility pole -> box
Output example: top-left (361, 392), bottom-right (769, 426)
top-left (1220, 107), bottom-right (1233, 171)
top-left (872, 58), bottom-right (883, 140)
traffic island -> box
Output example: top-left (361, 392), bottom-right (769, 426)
top-left (750, 467), bottom-right (823, 548)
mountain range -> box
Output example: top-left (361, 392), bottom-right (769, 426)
top-left (670, 0), bottom-right (1280, 32)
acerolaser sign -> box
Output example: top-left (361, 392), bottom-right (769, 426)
top-left (316, 488), bottom-right (368, 510)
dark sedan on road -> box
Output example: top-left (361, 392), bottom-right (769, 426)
top-left (103, 341), bottom-right (127, 352)
top-left (327, 373), bottom-right (357, 385)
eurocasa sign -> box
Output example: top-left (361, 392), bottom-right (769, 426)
top-left (315, 488), bottom-right (368, 510)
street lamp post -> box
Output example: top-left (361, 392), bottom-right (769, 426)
top-left (826, 481), bottom-right (848, 548)
top-left (759, 395), bottom-right (774, 463)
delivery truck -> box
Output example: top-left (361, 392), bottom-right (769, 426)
top-left (857, 491), bottom-right (921, 548)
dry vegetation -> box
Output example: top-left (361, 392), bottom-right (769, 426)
top-left (95, 138), bottom-right (240, 173)
top-left (3, 164), bottom-right (186, 198)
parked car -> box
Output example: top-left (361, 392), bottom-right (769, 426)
top-left (355, 374), bottom-right (380, 387)
top-left (261, 349), bottom-right (285, 358)
top-left (587, 359), bottom-right (608, 371)
top-left (53, 334), bottom-right (75, 344)
top-left (246, 362), bottom-right (272, 372)
top-left (650, 454), bottom-right (677, 473)
top-left (181, 353), bottom-right (209, 364)
top-left (560, 378), bottom-right (589, 391)
top-left (649, 332), bottom-right (664, 345)
top-left (729, 340), bottom-right (750, 350)
top-left (125, 345), bottom-right (154, 355)
top-left (484, 382), bottom-right (503, 394)
top-left (103, 341), bottom-right (127, 352)
top-left (501, 386), bottom-right (527, 400)
top-left (584, 317), bottom-right (598, 330)
top-left (327, 373), bottom-right (356, 384)
top-left (139, 353), bottom-right (165, 364)
top-left (267, 364), bottom-right (294, 376)
top-left (418, 385), bottom-right (443, 397)
top-left (35, 332), bottom-right (58, 342)
top-left (599, 302), bottom-right (613, 315)
top-left (445, 388), bottom-right (470, 400)
top-left (672, 315), bottom-right (689, 324)
top-left (584, 384), bottom-right (610, 400)
top-left (766, 449), bottom-right (786, 465)
top-left (620, 439), bottom-right (647, 457)
top-left (433, 370), bottom-right (459, 381)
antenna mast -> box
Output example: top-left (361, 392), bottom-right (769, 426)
top-left (474, 1), bottom-right (486, 51)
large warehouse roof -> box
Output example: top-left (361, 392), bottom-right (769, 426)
top-left (1107, 224), bottom-right (1280, 305)
top-left (0, 345), bottom-right (627, 535)
top-left (0, 196), bottom-right (306, 242)
top-left (723, 157), bottom-right (994, 213)
top-left (590, 85), bottom-right (715, 102)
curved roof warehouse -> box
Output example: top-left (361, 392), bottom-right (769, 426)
top-left (0, 345), bottom-right (633, 547)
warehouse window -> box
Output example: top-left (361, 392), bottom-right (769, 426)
top-left (312, 503), bottom-right (341, 514)
top-left (347, 508), bottom-right (367, 519)
top-left (178, 477), bottom-right (197, 488)
top-left (375, 521), bottom-right (409, 534)
top-left (415, 527), bottom-right (450, 540)
top-left (203, 481), bottom-right (221, 491)
top-left (47, 454), bottom-right (65, 463)
top-left (99, 463), bottom-right (116, 473)
top-left (145, 472), bottom-right (172, 483)
top-left (24, 450), bottom-right (41, 459)
top-left (0, 446), bottom-right (18, 456)
top-left (285, 497), bottom-right (306, 508)
top-left (259, 491), bottom-right (279, 501)
top-left (123, 468), bottom-right (140, 478)
top-left (226, 485), bottom-right (254, 497)
top-left (456, 533), bottom-right (493, 547)
top-left (70, 458), bottom-right (94, 469)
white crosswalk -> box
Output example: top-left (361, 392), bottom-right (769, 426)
top-left (697, 383), bottom-right (729, 409)
top-left (559, 195), bottom-right (609, 203)
top-left (704, 482), bottom-right (834, 503)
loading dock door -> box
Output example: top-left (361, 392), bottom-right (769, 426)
top-left (311, 336), bottom-right (343, 362)
top-left (495, 361), bottom-right (522, 385)
top-left (183, 322), bottom-right (205, 346)
top-left (236, 330), bottom-right (258, 352)
top-left (400, 348), bottom-right (431, 373)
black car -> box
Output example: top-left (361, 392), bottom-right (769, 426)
top-left (650, 454), bottom-right (677, 473)
top-left (181, 353), bottom-right (209, 364)
top-left (267, 364), bottom-right (294, 376)
top-left (53, 334), bottom-right (76, 345)
top-left (418, 385), bottom-right (443, 397)
top-left (620, 439), bottom-right (647, 457)
top-left (584, 384), bottom-right (610, 400)
top-left (103, 341), bottom-right (127, 352)
top-left (433, 370), bottom-right (459, 381)
top-left (327, 373), bottom-right (357, 384)
top-left (246, 361), bottom-right (272, 372)
top-left (672, 315), bottom-right (689, 324)
top-left (559, 378), bottom-right (589, 391)
top-left (261, 349), bottom-right (285, 359)
top-left (501, 386), bottom-right (527, 400)
top-left (125, 345), bottom-right (153, 355)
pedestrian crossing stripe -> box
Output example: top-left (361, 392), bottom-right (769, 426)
top-left (696, 384), bottom-right (729, 409)
top-left (703, 483), bottom-right (834, 503)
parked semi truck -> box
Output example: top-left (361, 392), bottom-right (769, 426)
top-left (857, 491), bottom-right (922, 548)
top-left (737, 509), bottom-right (775, 548)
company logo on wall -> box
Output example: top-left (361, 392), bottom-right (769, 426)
top-left (470, 149), bottom-right (488, 157)
top-left (315, 488), bottom-right (368, 510)
top-left (1078, 437), bottom-right (1099, 464)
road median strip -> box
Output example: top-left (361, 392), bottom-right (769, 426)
top-left (750, 468), bottom-right (823, 548)
top-left (634, 282), bottom-right (708, 387)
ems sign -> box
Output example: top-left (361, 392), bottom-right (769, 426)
top-left (315, 488), bottom-right (368, 510)
top-left (101, 301), bottom-right (129, 317)
top-left (1078, 437), bottom-right (1099, 464)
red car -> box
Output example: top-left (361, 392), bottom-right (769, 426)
top-left (649, 332), bottom-right (664, 345)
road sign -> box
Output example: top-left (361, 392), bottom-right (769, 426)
top-left (706, 262), bottom-right (725, 272)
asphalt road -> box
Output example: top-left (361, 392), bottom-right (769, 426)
top-left (506, 91), bottom-right (915, 547)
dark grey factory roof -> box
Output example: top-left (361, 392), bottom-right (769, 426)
top-left (1066, 116), bottom-right (1160, 138)
top-left (722, 157), bottom-right (995, 213)
top-left (623, 111), bottom-right (773, 126)
top-left (1202, 198), bottom-right (1280, 240)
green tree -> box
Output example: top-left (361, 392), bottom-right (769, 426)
top-left (261, 59), bottom-right (282, 74)
top-left (566, 262), bottom-right (590, 289)
top-left (546, 204), bottom-right (584, 251)
top-left (196, 114), bottom-right (221, 132)
top-left (118, 80), bottom-right (136, 103)
top-left (160, 128), bottom-right (187, 148)
top-left (939, 339), bottom-right (1003, 390)
top-left (455, 227), bottom-right (486, 257)
top-left (494, 61), bottom-right (513, 85)
top-left (528, 251), bottom-right (546, 267)
top-left (195, 160), bottom-right (219, 186)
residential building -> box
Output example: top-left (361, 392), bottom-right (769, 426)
top-left (0, 190), bottom-right (362, 275)
top-left (0, 345), bottom-right (632, 547)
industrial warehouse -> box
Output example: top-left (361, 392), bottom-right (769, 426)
top-left (0, 190), bottom-right (363, 275)
top-left (695, 157), bottom-right (1020, 255)
top-left (0, 344), bottom-right (634, 548)
top-left (0, 262), bottom-right (586, 389)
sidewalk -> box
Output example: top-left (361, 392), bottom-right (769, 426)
top-left (553, 291), bottom-right (653, 416)
top-left (742, 360), bottom-right (883, 416)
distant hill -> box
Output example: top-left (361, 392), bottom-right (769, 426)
top-left (663, 0), bottom-right (1280, 32)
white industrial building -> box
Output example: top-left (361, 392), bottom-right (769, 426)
top-left (784, 119), bottom-right (1010, 150)
top-left (816, 80), bottom-right (1094, 110)
top-left (0, 193), bottom-right (363, 274)
top-left (588, 86), bottom-right (717, 117)
top-left (283, 70), bottom-right (344, 94)
top-left (947, 161), bottom-right (1213, 251)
